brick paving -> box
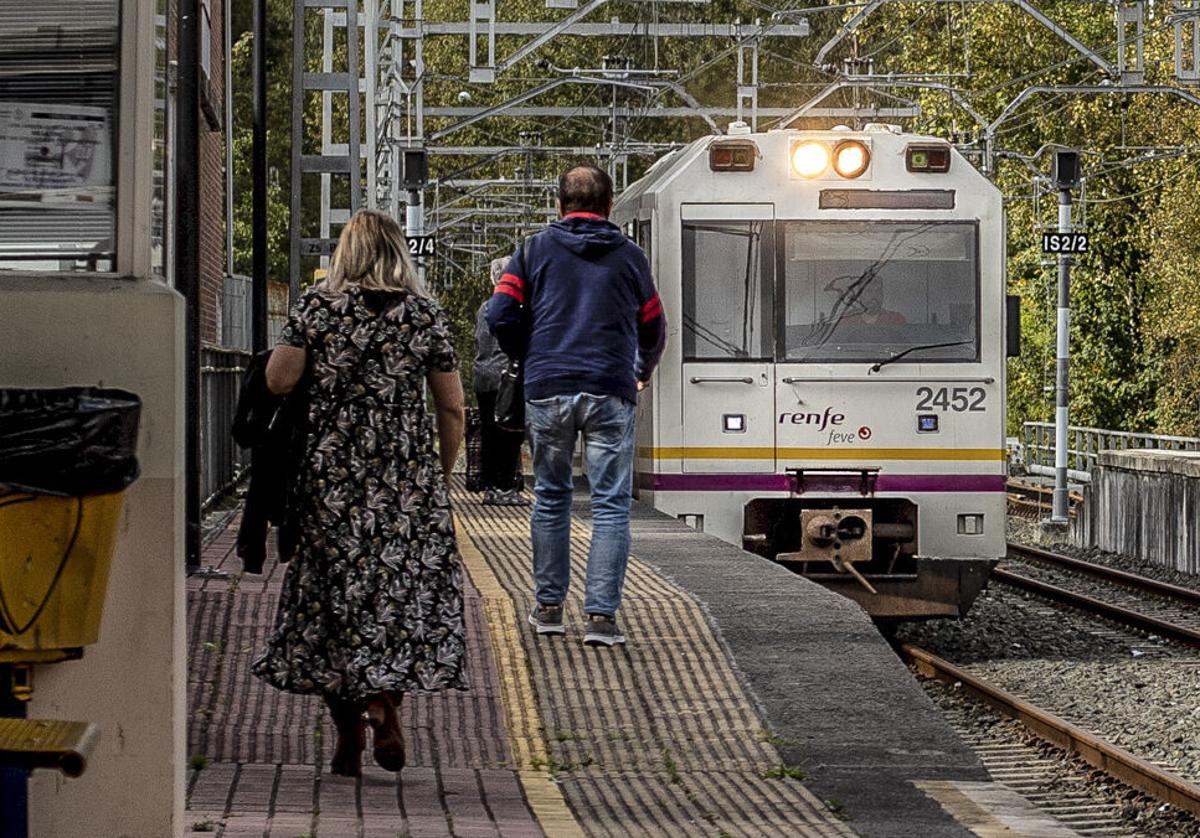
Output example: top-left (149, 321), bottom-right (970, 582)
top-left (185, 513), bottom-right (543, 838)
top-left (188, 487), bottom-right (853, 837)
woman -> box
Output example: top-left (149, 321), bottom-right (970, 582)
top-left (252, 209), bottom-right (468, 777)
top-left (473, 256), bottom-right (528, 506)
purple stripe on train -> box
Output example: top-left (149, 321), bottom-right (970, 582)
top-left (643, 473), bottom-right (1007, 493)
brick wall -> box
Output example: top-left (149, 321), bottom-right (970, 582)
top-left (169, 0), bottom-right (228, 346)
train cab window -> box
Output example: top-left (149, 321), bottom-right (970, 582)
top-left (681, 220), bottom-right (774, 360)
top-left (779, 221), bottom-right (978, 364)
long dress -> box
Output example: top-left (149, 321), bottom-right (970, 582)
top-left (252, 284), bottom-right (469, 698)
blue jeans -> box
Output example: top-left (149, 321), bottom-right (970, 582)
top-left (526, 393), bottom-right (636, 617)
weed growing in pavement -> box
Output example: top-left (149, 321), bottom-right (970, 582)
top-left (188, 754), bottom-right (210, 771)
top-left (756, 727), bottom-right (799, 749)
top-left (762, 763), bottom-right (806, 781)
top-left (554, 729), bottom-right (580, 742)
top-left (227, 572), bottom-right (243, 594)
top-left (825, 798), bottom-right (851, 820)
top-left (607, 729), bottom-right (630, 741)
top-left (660, 747), bottom-right (682, 784)
top-left (530, 755), bottom-right (575, 773)
top-left (190, 820), bottom-right (216, 832)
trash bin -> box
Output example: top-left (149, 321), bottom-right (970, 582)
top-left (0, 388), bottom-right (140, 661)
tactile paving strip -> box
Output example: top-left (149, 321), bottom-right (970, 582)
top-left (454, 482), bottom-right (854, 838)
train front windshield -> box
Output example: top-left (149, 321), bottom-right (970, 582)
top-left (780, 221), bottom-right (978, 364)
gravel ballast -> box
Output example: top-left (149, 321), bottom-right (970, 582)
top-left (894, 516), bottom-right (1200, 833)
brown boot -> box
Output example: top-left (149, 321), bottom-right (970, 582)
top-left (365, 692), bottom-right (405, 772)
top-left (324, 695), bottom-right (365, 777)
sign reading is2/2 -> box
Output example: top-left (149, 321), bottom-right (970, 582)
top-left (915, 386), bottom-right (987, 412)
top-left (1041, 232), bottom-right (1089, 254)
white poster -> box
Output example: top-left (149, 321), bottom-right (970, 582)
top-left (0, 102), bottom-right (111, 195)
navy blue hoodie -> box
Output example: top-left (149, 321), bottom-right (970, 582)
top-left (486, 213), bottom-right (666, 404)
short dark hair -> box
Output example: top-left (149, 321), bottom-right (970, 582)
top-left (558, 164), bottom-right (613, 216)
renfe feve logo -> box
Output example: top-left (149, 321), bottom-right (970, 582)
top-left (778, 408), bottom-right (845, 432)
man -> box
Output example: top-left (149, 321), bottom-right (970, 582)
top-left (487, 164), bottom-right (666, 647)
top-left (841, 292), bottom-right (906, 325)
top-left (473, 256), bottom-right (527, 506)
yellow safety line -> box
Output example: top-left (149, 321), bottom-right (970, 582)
top-left (455, 515), bottom-right (586, 838)
top-left (638, 446), bottom-right (1007, 461)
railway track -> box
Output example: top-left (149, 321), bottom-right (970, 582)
top-left (1006, 480), bottom-right (1082, 520)
top-left (999, 542), bottom-right (1200, 647)
top-left (901, 643), bottom-right (1200, 823)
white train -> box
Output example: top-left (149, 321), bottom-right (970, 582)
top-left (613, 123), bottom-right (1018, 620)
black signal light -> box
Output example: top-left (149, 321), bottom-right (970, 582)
top-left (906, 144), bottom-right (951, 173)
top-left (709, 140), bottom-right (757, 172)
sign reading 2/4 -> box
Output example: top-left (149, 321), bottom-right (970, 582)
top-left (915, 386), bottom-right (986, 412)
top-left (407, 235), bottom-right (436, 257)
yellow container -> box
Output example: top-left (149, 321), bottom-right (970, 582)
top-left (0, 491), bottom-right (125, 660)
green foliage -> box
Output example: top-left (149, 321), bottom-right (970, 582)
top-left (231, 1), bottom-right (1200, 435)
top-left (761, 763), bottom-right (806, 781)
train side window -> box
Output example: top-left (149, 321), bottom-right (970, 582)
top-left (681, 220), bottom-right (774, 360)
top-left (635, 218), bottom-right (652, 263)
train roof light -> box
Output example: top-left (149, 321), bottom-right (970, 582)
top-left (833, 140), bottom-right (870, 179)
top-left (790, 141), bottom-right (829, 178)
top-left (906, 144), bottom-right (951, 173)
top-left (709, 139), bottom-right (757, 172)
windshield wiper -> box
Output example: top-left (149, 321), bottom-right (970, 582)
top-left (869, 340), bottom-right (973, 374)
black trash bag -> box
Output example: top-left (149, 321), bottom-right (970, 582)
top-left (0, 387), bottom-right (141, 496)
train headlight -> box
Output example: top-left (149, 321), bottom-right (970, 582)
top-left (833, 140), bottom-right (870, 178)
top-left (790, 141), bottom-right (829, 178)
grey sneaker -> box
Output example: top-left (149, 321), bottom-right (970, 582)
top-left (528, 603), bottom-right (565, 635)
top-left (498, 489), bottom-right (530, 507)
top-left (482, 489), bottom-right (501, 506)
top-left (583, 615), bottom-right (626, 647)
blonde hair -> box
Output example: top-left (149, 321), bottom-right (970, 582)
top-left (323, 209), bottom-right (425, 296)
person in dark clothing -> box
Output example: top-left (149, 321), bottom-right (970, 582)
top-left (487, 163), bottom-right (667, 647)
top-left (232, 349), bottom-right (306, 573)
top-left (474, 256), bottom-right (528, 506)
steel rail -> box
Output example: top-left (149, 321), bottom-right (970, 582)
top-left (991, 567), bottom-right (1200, 647)
top-left (900, 643), bottom-right (1200, 818)
top-left (1007, 542), bottom-right (1200, 608)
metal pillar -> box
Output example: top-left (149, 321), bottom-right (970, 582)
top-left (1050, 150), bottom-right (1079, 523)
top-left (224, 0), bottom-right (235, 276)
top-left (177, 0), bottom-right (202, 571)
top-left (1051, 187), bottom-right (1071, 522)
top-left (252, 0), bottom-right (268, 351)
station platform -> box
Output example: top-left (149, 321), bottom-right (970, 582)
top-left (186, 480), bottom-right (1080, 837)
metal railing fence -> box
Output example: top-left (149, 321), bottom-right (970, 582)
top-left (201, 345), bottom-right (251, 509)
top-left (1021, 421), bottom-right (1200, 483)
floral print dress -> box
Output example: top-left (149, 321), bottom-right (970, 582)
top-left (252, 285), bottom-right (468, 699)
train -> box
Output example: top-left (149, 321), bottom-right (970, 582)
top-left (612, 123), bottom-right (1018, 620)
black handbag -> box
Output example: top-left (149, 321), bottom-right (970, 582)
top-left (493, 239), bottom-right (527, 433)
top-left (494, 358), bottom-right (524, 432)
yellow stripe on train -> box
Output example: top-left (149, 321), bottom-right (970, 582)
top-left (637, 447), bottom-right (1008, 461)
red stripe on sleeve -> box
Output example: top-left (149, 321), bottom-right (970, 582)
top-left (494, 284), bottom-right (524, 304)
top-left (499, 272), bottom-right (525, 291)
top-left (639, 295), bottom-right (663, 322)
